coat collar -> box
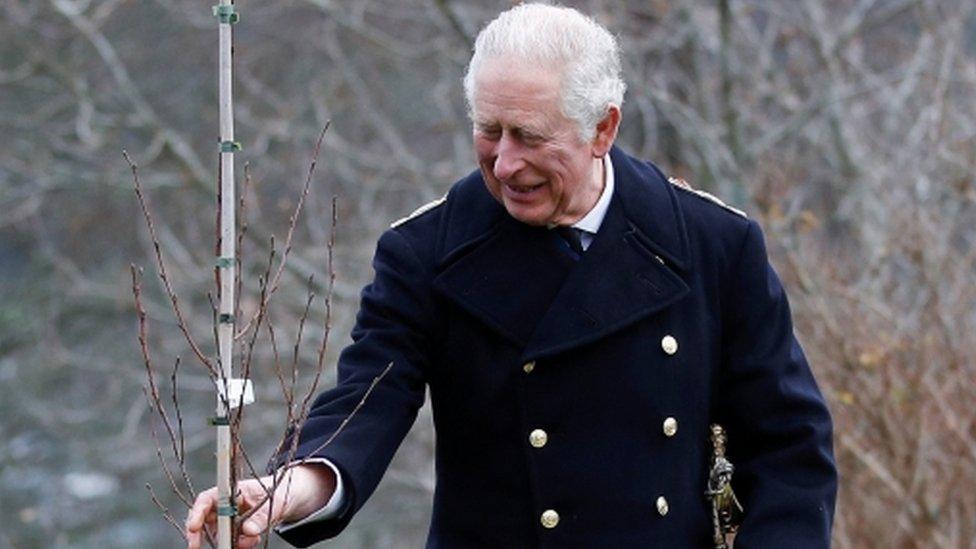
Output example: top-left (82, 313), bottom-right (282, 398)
top-left (608, 146), bottom-right (691, 271)
top-left (432, 147), bottom-right (691, 359)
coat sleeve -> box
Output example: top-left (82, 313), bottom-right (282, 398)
top-left (716, 219), bottom-right (837, 548)
top-left (273, 227), bottom-right (435, 547)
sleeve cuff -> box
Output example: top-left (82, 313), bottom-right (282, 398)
top-left (276, 458), bottom-right (348, 532)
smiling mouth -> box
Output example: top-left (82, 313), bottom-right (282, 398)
top-left (506, 182), bottom-right (544, 194)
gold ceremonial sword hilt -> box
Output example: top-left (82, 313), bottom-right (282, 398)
top-left (706, 424), bottom-right (744, 549)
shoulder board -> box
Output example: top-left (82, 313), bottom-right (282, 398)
top-left (390, 195), bottom-right (447, 228)
top-left (668, 176), bottom-right (747, 218)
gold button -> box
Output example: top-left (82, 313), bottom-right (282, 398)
top-left (529, 429), bottom-right (548, 448)
top-left (523, 361), bottom-right (536, 373)
top-left (540, 509), bottom-right (560, 528)
top-left (656, 496), bottom-right (669, 516)
top-left (663, 417), bottom-right (678, 437)
top-left (661, 335), bottom-right (678, 355)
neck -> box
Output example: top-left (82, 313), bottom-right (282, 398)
top-left (570, 157), bottom-right (605, 223)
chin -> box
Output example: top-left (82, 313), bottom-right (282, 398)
top-left (483, 179), bottom-right (552, 226)
top-left (503, 202), bottom-right (550, 226)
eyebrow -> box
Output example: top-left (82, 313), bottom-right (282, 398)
top-left (474, 120), bottom-right (501, 131)
top-left (474, 119), bottom-right (549, 138)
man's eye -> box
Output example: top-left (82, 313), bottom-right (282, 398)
top-left (478, 126), bottom-right (501, 138)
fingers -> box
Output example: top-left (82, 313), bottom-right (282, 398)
top-left (186, 481), bottom-right (276, 548)
top-left (238, 485), bottom-right (275, 541)
top-left (185, 522), bottom-right (262, 549)
top-left (186, 477), bottom-right (285, 548)
top-left (240, 515), bottom-right (265, 536)
top-left (237, 496), bottom-right (272, 549)
top-left (239, 475), bottom-right (283, 527)
top-left (237, 533), bottom-right (263, 549)
top-left (186, 487), bottom-right (218, 549)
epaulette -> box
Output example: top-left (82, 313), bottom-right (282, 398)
top-left (668, 176), bottom-right (747, 218)
top-left (390, 195), bottom-right (447, 228)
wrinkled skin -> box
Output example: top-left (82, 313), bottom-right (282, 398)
top-left (472, 58), bottom-right (620, 227)
top-left (185, 465), bottom-right (335, 549)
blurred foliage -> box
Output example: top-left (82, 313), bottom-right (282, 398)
top-left (1, 0), bottom-right (975, 547)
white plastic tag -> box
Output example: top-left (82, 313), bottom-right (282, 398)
top-left (217, 378), bottom-right (255, 409)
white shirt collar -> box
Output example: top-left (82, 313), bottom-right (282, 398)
top-left (573, 154), bottom-right (614, 235)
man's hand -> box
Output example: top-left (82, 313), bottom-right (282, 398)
top-left (185, 464), bottom-right (336, 549)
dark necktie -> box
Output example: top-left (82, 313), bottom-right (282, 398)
top-left (555, 226), bottom-right (585, 255)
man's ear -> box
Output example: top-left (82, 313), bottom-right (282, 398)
top-left (591, 104), bottom-right (621, 157)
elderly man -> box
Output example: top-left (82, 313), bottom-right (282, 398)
top-left (187, 4), bottom-right (837, 548)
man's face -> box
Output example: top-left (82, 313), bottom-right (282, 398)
top-left (471, 59), bottom-right (602, 227)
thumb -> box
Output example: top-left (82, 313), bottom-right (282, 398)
top-left (239, 502), bottom-right (270, 536)
top-left (241, 518), bottom-right (264, 536)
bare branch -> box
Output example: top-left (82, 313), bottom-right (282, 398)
top-left (126, 153), bottom-right (216, 373)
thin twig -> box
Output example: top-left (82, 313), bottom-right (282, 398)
top-left (146, 483), bottom-right (190, 541)
top-left (290, 279), bottom-right (317, 406)
top-left (248, 361), bottom-right (395, 534)
top-left (267, 319), bottom-right (290, 420)
top-left (125, 152), bottom-right (215, 374)
top-left (299, 361), bottom-right (395, 462)
top-left (170, 356), bottom-right (195, 497)
top-left (239, 241), bottom-right (276, 381)
top-left (132, 266), bottom-right (193, 502)
top-left (301, 197), bottom-right (339, 416)
top-left (235, 123), bottom-right (331, 339)
top-left (144, 386), bottom-right (192, 509)
top-left (236, 161), bottom-right (252, 329)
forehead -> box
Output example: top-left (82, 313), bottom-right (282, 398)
top-left (471, 58), bottom-right (566, 127)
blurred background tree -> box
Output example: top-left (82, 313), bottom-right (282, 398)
top-left (1, 0), bottom-right (974, 547)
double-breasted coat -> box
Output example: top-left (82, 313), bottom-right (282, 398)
top-left (277, 147), bottom-right (837, 548)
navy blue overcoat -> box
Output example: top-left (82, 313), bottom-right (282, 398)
top-left (277, 147), bottom-right (837, 548)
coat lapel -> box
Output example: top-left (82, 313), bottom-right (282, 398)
top-left (432, 147), bottom-right (692, 357)
top-left (523, 191), bottom-right (689, 360)
top-left (432, 216), bottom-right (577, 347)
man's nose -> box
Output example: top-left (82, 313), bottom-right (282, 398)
top-left (492, 136), bottom-right (525, 181)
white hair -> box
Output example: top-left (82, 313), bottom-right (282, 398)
top-left (463, 3), bottom-right (626, 141)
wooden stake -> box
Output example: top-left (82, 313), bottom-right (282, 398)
top-left (216, 1), bottom-right (236, 547)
